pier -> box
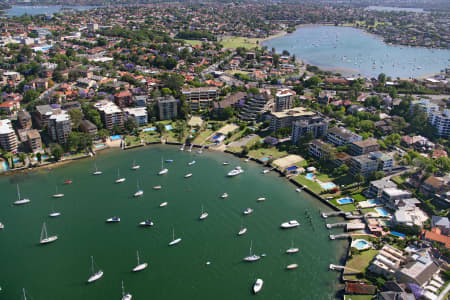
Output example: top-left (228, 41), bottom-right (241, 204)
top-left (321, 211), bottom-right (348, 219)
top-left (187, 144), bottom-right (193, 152)
top-left (326, 222), bottom-right (348, 229)
top-left (180, 143), bottom-right (185, 151)
top-left (329, 234), bottom-right (352, 240)
top-left (329, 264), bottom-right (360, 273)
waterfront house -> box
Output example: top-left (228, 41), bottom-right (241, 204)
top-left (382, 188), bottom-right (413, 208)
top-left (349, 154), bottom-right (379, 177)
top-left (395, 254), bottom-right (440, 287)
top-left (79, 120), bottom-right (98, 135)
top-left (368, 245), bottom-right (405, 278)
top-left (26, 129), bottom-right (43, 153)
top-left (344, 282), bottom-right (377, 296)
top-left (365, 178), bottom-right (397, 199)
top-left (308, 139), bottom-right (335, 160)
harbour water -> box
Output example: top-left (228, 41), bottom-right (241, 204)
top-left (5, 5), bottom-right (98, 16)
top-left (0, 145), bottom-right (346, 299)
top-left (262, 25), bottom-right (450, 78)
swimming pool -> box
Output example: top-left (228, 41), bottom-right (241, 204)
top-left (306, 173), bottom-right (314, 180)
top-left (337, 197), bottom-right (353, 205)
top-left (165, 124), bottom-right (173, 130)
top-left (33, 155), bottom-right (48, 161)
top-left (321, 182), bottom-right (336, 190)
top-left (110, 135), bottom-right (121, 140)
top-left (1, 161), bottom-right (8, 172)
top-left (143, 127), bottom-right (157, 132)
top-left (390, 231), bottom-right (406, 238)
top-left (375, 207), bottom-right (390, 217)
top-left (191, 129), bottom-right (196, 133)
top-left (212, 134), bottom-right (221, 140)
top-left (260, 157), bottom-right (270, 162)
top-left (352, 239), bottom-right (371, 250)
top-left (94, 144), bottom-right (105, 148)
top-left (368, 199), bottom-right (381, 205)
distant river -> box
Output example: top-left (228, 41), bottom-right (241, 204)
top-left (5, 5), bottom-right (97, 16)
top-left (262, 25), bottom-right (450, 78)
top-left (0, 145), bottom-right (346, 299)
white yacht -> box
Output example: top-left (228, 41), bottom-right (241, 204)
top-left (253, 279), bottom-right (263, 294)
top-left (262, 169), bottom-right (270, 174)
top-left (243, 208), bottom-right (253, 215)
top-left (280, 220), bottom-right (300, 229)
top-left (257, 197), bottom-right (266, 202)
top-left (199, 205), bottom-right (208, 220)
top-left (52, 185), bottom-right (64, 198)
top-left (121, 280), bottom-right (132, 300)
top-left (168, 228), bottom-right (182, 246)
top-left (14, 184), bottom-right (30, 205)
top-left (158, 158), bottom-right (168, 175)
top-left (39, 222), bottom-right (58, 244)
top-left (223, 162), bottom-right (229, 165)
top-left (286, 264), bottom-right (298, 270)
top-left (106, 216), bottom-right (120, 223)
top-left (184, 173), bottom-right (192, 178)
top-left (133, 181), bottom-right (143, 197)
top-left (131, 160), bottom-right (140, 170)
top-left (87, 256), bottom-right (103, 283)
top-left (153, 185), bottom-right (162, 190)
top-left (238, 222), bottom-right (247, 236)
top-left (132, 250), bottom-right (148, 272)
top-left (115, 169), bottom-right (126, 183)
top-left (159, 202), bottom-right (168, 207)
top-left (243, 241), bottom-right (260, 262)
top-left (93, 163), bottom-right (102, 175)
top-left (188, 160), bottom-right (196, 165)
top-left (139, 220), bottom-right (154, 227)
top-left (227, 166), bottom-right (244, 177)
top-left (49, 205), bottom-right (61, 217)
top-left (286, 241), bottom-right (299, 254)
top-left (221, 193), bottom-right (228, 199)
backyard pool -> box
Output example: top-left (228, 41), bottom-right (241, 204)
top-left (143, 127), bottom-right (157, 132)
top-left (352, 239), bottom-right (371, 250)
top-left (321, 182), bottom-right (336, 190)
top-left (165, 124), bottom-right (173, 130)
top-left (390, 231), bottom-right (406, 238)
top-left (33, 155), bottom-right (48, 161)
top-left (94, 144), bottom-right (105, 148)
top-left (110, 135), bottom-right (121, 140)
top-left (375, 207), bottom-right (390, 217)
top-left (191, 129), bottom-right (196, 133)
top-left (337, 197), bottom-right (354, 205)
top-left (306, 173), bottom-right (314, 180)
top-left (1, 161), bottom-right (8, 172)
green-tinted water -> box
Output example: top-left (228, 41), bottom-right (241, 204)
top-left (0, 145), bottom-right (346, 299)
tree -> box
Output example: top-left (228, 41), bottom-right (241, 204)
top-left (378, 73), bottom-right (386, 84)
top-left (124, 118), bottom-right (138, 133)
top-left (50, 143), bottom-right (64, 161)
top-left (18, 152), bottom-right (26, 165)
top-left (23, 89), bottom-right (40, 104)
top-left (36, 152), bottom-right (42, 163)
top-left (97, 129), bottom-right (109, 140)
top-left (384, 133), bottom-right (401, 147)
top-left (52, 70), bottom-right (64, 83)
top-left (68, 109), bottom-right (83, 130)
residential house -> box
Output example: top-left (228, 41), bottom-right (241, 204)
top-left (395, 255), bottom-right (440, 287)
top-left (350, 138), bottom-right (380, 156)
top-left (344, 282), bottom-right (377, 296)
top-left (48, 110), bottom-right (72, 144)
top-left (327, 126), bottom-right (362, 146)
top-left (0, 100), bottom-right (20, 113)
top-left (368, 245), bottom-right (405, 278)
top-left (308, 139), bottom-right (335, 160)
top-left (420, 176), bottom-right (449, 199)
top-left (422, 227), bottom-right (450, 249)
top-left (349, 154), bottom-right (379, 177)
top-left (181, 87), bottom-right (219, 111)
top-left (157, 96), bottom-right (178, 121)
top-left (366, 178), bottom-right (397, 199)
top-left (124, 107), bottom-right (148, 127)
top-left (79, 120), bottom-right (98, 135)
top-left (274, 89), bottom-right (295, 112)
top-left (333, 152), bottom-right (352, 166)
top-left (431, 216), bottom-right (450, 236)
top-left (269, 107), bottom-right (316, 132)
top-left (114, 90), bottom-right (133, 108)
top-left (95, 100), bottom-right (124, 131)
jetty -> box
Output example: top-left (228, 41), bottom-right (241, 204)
top-left (188, 144), bottom-right (193, 152)
top-left (329, 233), bottom-right (351, 240)
top-left (327, 222), bottom-right (366, 230)
top-left (321, 211), bottom-right (363, 219)
top-left (180, 143), bottom-right (185, 151)
top-left (329, 264), bottom-right (360, 273)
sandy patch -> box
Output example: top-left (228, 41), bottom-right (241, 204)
top-left (218, 123), bottom-right (239, 135)
top-left (273, 155), bottom-right (304, 169)
top-left (188, 116), bottom-right (204, 127)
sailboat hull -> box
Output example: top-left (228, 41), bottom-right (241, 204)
top-left (87, 271), bottom-right (103, 283)
top-left (132, 263), bottom-right (148, 272)
top-left (14, 199), bottom-right (30, 205)
top-left (169, 238), bottom-right (182, 246)
top-left (40, 235), bottom-right (58, 244)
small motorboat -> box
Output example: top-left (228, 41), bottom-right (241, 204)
top-left (221, 193), bottom-right (228, 199)
top-left (257, 197), bottom-right (266, 202)
top-left (262, 169), bottom-right (270, 174)
top-left (227, 166), bottom-right (244, 177)
top-left (106, 216), bottom-right (120, 223)
top-left (49, 212), bottom-right (61, 217)
top-left (253, 279), bottom-right (263, 294)
top-left (153, 186), bottom-right (162, 190)
top-left (53, 193), bottom-right (64, 198)
top-left (223, 162), bottom-right (229, 166)
top-left (188, 160), bottom-right (196, 166)
top-left (133, 190), bottom-right (144, 197)
top-left (286, 248), bottom-right (299, 254)
top-left (139, 220), bottom-right (154, 227)
top-left (165, 159), bottom-right (174, 163)
top-left (280, 220), bottom-right (300, 229)
top-left (243, 208), bottom-right (253, 215)
top-left (159, 202), bottom-right (168, 207)
top-left (64, 180), bottom-right (72, 184)
top-left (185, 173), bottom-right (192, 178)
top-left (199, 205), bottom-right (208, 220)
top-left (286, 264), bottom-right (298, 270)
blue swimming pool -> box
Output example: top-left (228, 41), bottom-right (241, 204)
top-left (354, 240), bottom-right (370, 250)
top-left (390, 231), bottom-right (406, 238)
top-left (260, 157), bottom-right (270, 162)
top-left (165, 124), bottom-right (173, 130)
top-left (143, 127), bottom-right (157, 132)
top-left (1, 161), bottom-right (8, 172)
top-left (212, 134), bottom-right (222, 140)
top-left (375, 207), bottom-right (390, 217)
top-left (33, 155), bottom-right (48, 161)
top-left (337, 197), bottom-right (354, 205)
top-left (94, 144), bottom-right (105, 148)
top-left (306, 173), bottom-right (314, 180)
top-left (191, 129), bottom-right (196, 133)
top-left (110, 135), bottom-right (121, 140)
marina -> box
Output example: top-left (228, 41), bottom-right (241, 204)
top-left (0, 145), bottom-right (346, 299)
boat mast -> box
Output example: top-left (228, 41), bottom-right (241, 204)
top-left (22, 288), bottom-right (26, 300)
top-left (249, 240), bottom-right (253, 255)
top-left (41, 223), bottom-right (47, 241)
top-left (90, 256), bottom-right (94, 275)
top-left (172, 228), bottom-right (175, 241)
top-left (121, 280), bottom-right (125, 297)
top-left (17, 184), bottom-right (20, 200)
top-left (136, 250), bottom-right (140, 265)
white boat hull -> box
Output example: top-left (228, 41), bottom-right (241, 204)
top-left (169, 238), bottom-right (182, 246)
top-left (139, 221), bottom-right (154, 227)
top-left (253, 279), bottom-right (263, 294)
top-left (185, 173), bottom-right (192, 178)
top-left (134, 191), bottom-right (143, 197)
top-left (238, 228), bottom-right (247, 235)
top-left (116, 178), bottom-right (126, 183)
top-left (153, 186), bottom-right (162, 190)
top-left (257, 197), bottom-right (266, 201)
top-left (53, 194), bottom-right (64, 198)
top-left (158, 169), bottom-right (168, 175)
top-left (87, 271), bottom-right (103, 283)
top-left (280, 221), bottom-right (300, 229)
top-left (159, 202), bottom-right (168, 207)
top-left (122, 293), bottom-right (132, 300)
top-left (49, 212), bottom-right (61, 217)
top-left (93, 171), bottom-right (102, 175)
top-left (199, 213), bottom-right (208, 220)
top-left (40, 235), bottom-right (58, 244)
top-left (106, 218), bottom-right (120, 223)
top-left (14, 199), bottom-right (30, 205)
top-left (286, 248), bottom-right (299, 254)
top-left (132, 263), bottom-right (148, 272)
top-left (286, 264), bottom-right (298, 270)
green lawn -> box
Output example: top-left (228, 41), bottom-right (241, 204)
top-left (220, 37), bottom-right (262, 49)
top-left (353, 194), bottom-right (367, 202)
top-left (192, 129), bottom-right (214, 145)
top-left (294, 175), bottom-right (323, 194)
top-left (391, 176), bottom-right (404, 185)
top-left (140, 132), bottom-right (160, 143)
top-left (345, 249), bottom-right (378, 273)
top-left (125, 135), bottom-right (142, 147)
top-left (345, 295), bottom-right (375, 300)
top-left (248, 147), bottom-right (288, 160)
top-left (330, 198), bottom-right (357, 212)
top-left (361, 208), bottom-right (376, 214)
top-left (183, 39), bottom-right (203, 46)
